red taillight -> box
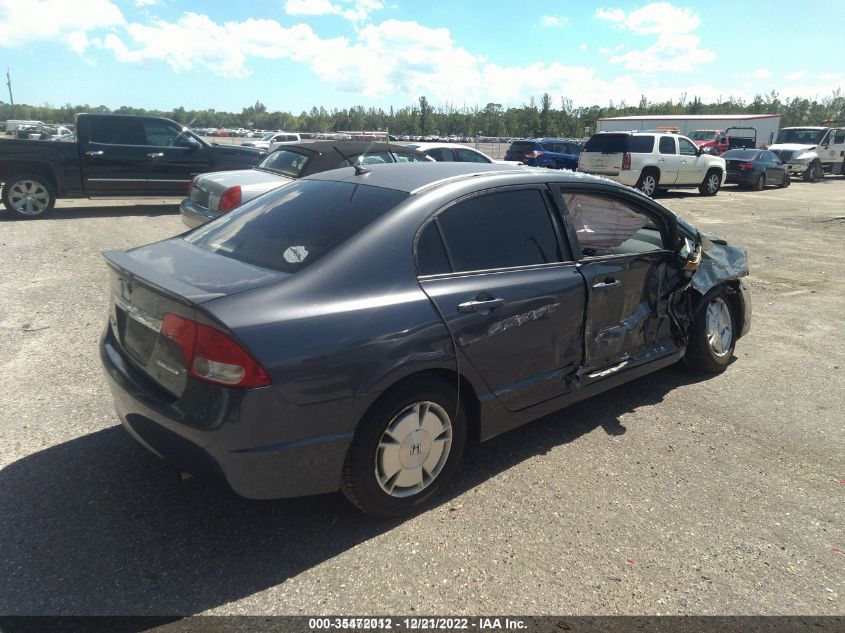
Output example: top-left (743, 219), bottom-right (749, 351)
top-left (160, 314), bottom-right (271, 388)
top-left (218, 185), bottom-right (242, 212)
top-left (622, 152), bottom-right (631, 170)
top-left (738, 162), bottom-right (754, 170)
top-left (522, 150), bottom-right (542, 158)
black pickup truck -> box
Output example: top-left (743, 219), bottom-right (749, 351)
top-left (0, 113), bottom-right (265, 218)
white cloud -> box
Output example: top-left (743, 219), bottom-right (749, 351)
top-left (596, 2), bottom-right (714, 73)
top-left (819, 72), bottom-right (841, 81)
top-left (784, 71), bottom-right (806, 81)
top-left (539, 15), bottom-right (569, 28)
top-left (134, 0), bottom-right (158, 6)
top-left (752, 68), bottom-right (772, 79)
top-left (285, 0), bottom-right (384, 22)
top-left (579, 44), bottom-right (588, 51)
top-left (595, 7), bottom-right (625, 23)
top-left (0, 0), bottom-right (124, 49)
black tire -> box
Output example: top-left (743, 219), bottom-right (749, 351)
top-left (341, 375), bottom-right (467, 518)
top-left (1, 173), bottom-right (56, 219)
top-left (753, 174), bottom-right (765, 191)
top-left (635, 169), bottom-right (659, 197)
top-left (779, 170), bottom-right (791, 188)
top-left (841, 159), bottom-right (845, 178)
top-left (698, 169), bottom-right (722, 196)
top-left (803, 161), bottom-right (821, 182)
top-left (683, 293), bottom-right (736, 374)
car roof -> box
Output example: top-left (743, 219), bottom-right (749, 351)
top-left (275, 140), bottom-right (424, 155)
top-left (303, 161), bottom-right (630, 195)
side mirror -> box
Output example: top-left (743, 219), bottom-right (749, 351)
top-left (185, 136), bottom-right (201, 150)
top-left (681, 236), bottom-right (702, 271)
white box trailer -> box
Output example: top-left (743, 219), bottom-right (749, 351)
top-left (596, 114), bottom-right (781, 148)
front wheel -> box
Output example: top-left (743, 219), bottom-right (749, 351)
top-left (341, 375), bottom-right (467, 518)
top-left (683, 294), bottom-right (736, 374)
top-left (698, 169), bottom-right (722, 196)
top-left (1, 174), bottom-right (56, 219)
top-left (779, 170), bottom-right (791, 188)
top-left (803, 161), bottom-right (821, 182)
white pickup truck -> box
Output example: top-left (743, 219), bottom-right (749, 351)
top-left (768, 126), bottom-right (845, 181)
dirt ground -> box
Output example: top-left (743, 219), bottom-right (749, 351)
top-left (0, 175), bottom-right (842, 616)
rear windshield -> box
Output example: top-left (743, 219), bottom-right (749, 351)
top-left (508, 141), bottom-right (538, 152)
top-left (258, 149), bottom-right (311, 177)
top-left (584, 134), bottom-right (654, 153)
top-left (184, 180), bottom-right (409, 273)
top-left (722, 149), bottom-right (761, 160)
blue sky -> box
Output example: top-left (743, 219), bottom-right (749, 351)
top-left (2, 0), bottom-right (843, 113)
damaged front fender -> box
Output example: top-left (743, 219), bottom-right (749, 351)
top-left (688, 233), bottom-right (752, 338)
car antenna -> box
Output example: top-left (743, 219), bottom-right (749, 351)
top-left (333, 146), bottom-right (370, 176)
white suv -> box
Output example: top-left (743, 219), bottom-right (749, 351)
top-left (578, 131), bottom-right (726, 197)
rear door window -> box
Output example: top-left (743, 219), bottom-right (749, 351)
top-left (434, 189), bottom-right (565, 273)
top-left (659, 136), bottom-right (677, 154)
top-left (88, 118), bottom-right (146, 145)
top-left (185, 180), bottom-right (408, 273)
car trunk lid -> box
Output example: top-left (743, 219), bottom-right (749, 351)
top-left (104, 239), bottom-right (286, 396)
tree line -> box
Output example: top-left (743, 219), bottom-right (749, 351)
top-left (2, 90), bottom-right (843, 138)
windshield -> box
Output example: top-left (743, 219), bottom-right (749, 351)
top-left (774, 128), bottom-right (826, 145)
top-left (689, 131), bottom-right (717, 141)
top-left (185, 180), bottom-right (409, 273)
top-left (261, 133), bottom-right (275, 141)
top-left (258, 149), bottom-right (311, 177)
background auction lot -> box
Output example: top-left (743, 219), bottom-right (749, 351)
top-left (0, 181), bottom-right (842, 615)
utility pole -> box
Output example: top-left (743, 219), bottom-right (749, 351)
top-left (6, 67), bottom-right (15, 120)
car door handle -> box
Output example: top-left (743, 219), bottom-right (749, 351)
top-left (658, 158), bottom-right (665, 162)
top-left (85, 150), bottom-right (103, 157)
top-left (592, 278), bottom-right (621, 289)
top-left (147, 152), bottom-right (165, 159)
top-left (457, 298), bottom-right (506, 313)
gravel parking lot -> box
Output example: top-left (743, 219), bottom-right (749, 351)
top-left (0, 178), bottom-right (842, 616)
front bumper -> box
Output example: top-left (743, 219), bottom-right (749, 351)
top-left (179, 197), bottom-right (220, 229)
top-left (784, 162), bottom-right (808, 176)
top-left (100, 328), bottom-right (355, 499)
top-left (737, 279), bottom-right (752, 338)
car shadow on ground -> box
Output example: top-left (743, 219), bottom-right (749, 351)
top-left (0, 364), bottom-right (711, 615)
top-left (0, 204), bottom-right (181, 221)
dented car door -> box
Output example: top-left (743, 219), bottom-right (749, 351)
top-left (556, 188), bottom-right (680, 376)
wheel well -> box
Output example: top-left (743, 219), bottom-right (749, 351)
top-left (691, 281), bottom-right (744, 334)
top-left (0, 163), bottom-right (59, 192)
top-left (360, 369), bottom-right (482, 442)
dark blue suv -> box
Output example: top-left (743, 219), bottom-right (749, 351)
top-left (504, 138), bottom-right (582, 170)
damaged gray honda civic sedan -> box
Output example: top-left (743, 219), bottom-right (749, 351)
top-left (100, 162), bottom-right (750, 517)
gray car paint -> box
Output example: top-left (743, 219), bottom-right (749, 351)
top-left (101, 162), bottom-right (751, 499)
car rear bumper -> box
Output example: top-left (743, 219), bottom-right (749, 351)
top-left (725, 172), bottom-right (760, 185)
top-left (100, 327), bottom-right (354, 499)
top-left (179, 197), bottom-right (220, 229)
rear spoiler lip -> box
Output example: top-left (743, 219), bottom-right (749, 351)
top-left (103, 250), bottom-right (225, 305)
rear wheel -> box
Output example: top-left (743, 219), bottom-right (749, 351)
top-left (683, 293), bottom-right (736, 374)
top-left (635, 170), bottom-right (659, 197)
top-left (341, 375), bottom-right (467, 518)
top-left (753, 174), bottom-right (765, 191)
top-left (698, 169), bottom-right (722, 196)
top-left (1, 174), bottom-right (56, 219)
